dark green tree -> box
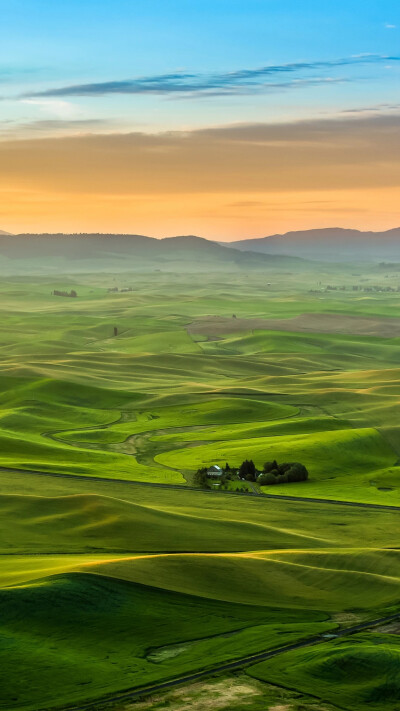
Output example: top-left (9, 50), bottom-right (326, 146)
top-left (278, 462), bottom-right (291, 474)
top-left (239, 459), bottom-right (257, 481)
top-left (194, 467), bottom-right (209, 488)
top-left (286, 463), bottom-right (309, 482)
top-left (263, 460), bottom-right (278, 473)
top-left (257, 472), bottom-right (277, 485)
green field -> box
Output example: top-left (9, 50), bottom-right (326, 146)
top-left (1, 471), bottom-right (400, 710)
top-left (248, 632), bottom-right (400, 710)
top-left (0, 267), bottom-right (400, 710)
top-left (1, 570), bottom-right (334, 711)
top-left (1, 270), bottom-right (399, 502)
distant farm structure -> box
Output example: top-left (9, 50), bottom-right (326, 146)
top-left (206, 465), bottom-right (224, 479)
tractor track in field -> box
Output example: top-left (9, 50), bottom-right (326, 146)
top-left (1, 466), bottom-right (400, 511)
top-left (63, 611), bottom-right (400, 711)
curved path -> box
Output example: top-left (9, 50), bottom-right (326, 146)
top-left (66, 612), bottom-right (400, 710)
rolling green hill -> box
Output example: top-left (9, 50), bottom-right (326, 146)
top-left (0, 571), bottom-right (331, 711)
top-left (248, 633), bottom-right (400, 710)
top-left (0, 473), bottom-right (399, 709)
top-left (0, 268), bottom-right (400, 710)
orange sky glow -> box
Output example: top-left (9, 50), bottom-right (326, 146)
top-left (1, 115), bottom-right (399, 238)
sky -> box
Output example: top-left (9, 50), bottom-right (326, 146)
top-left (0, 0), bottom-right (399, 239)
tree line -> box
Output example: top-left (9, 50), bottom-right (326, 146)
top-left (53, 290), bottom-right (78, 298)
top-left (194, 459), bottom-right (308, 488)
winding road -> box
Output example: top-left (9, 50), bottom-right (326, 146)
top-left (66, 612), bottom-right (400, 710)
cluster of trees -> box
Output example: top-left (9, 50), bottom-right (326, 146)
top-left (193, 467), bottom-right (209, 487)
top-left (53, 289), bottom-right (77, 298)
top-left (238, 459), bottom-right (257, 480)
top-left (257, 460), bottom-right (308, 485)
top-left (326, 284), bottom-right (399, 293)
top-left (379, 263), bottom-right (400, 271)
top-left (194, 459), bottom-right (308, 489)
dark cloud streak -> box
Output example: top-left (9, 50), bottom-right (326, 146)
top-left (23, 54), bottom-right (399, 99)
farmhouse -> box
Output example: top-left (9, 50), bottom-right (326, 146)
top-left (206, 465), bottom-right (224, 479)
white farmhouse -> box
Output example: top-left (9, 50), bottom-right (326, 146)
top-left (206, 465), bottom-right (224, 479)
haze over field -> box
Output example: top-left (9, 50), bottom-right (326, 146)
top-left (0, 227), bottom-right (400, 273)
top-left (225, 227), bottom-right (400, 260)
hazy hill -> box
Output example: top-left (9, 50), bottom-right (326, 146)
top-left (0, 230), bottom-right (12, 236)
top-left (225, 228), bottom-right (400, 262)
top-left (0, 233), bottom-right (304, 274)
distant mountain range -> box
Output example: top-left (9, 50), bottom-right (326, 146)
top-left (0, 233), bottom-right (303, 273)
top-left (223, 228), bottom-right (400, 262)
top-left (0, 228), bottom-right (398, 273)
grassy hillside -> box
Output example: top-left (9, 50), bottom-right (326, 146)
top-left (1, 472), bottom-right (399, 709)
top-left (0, 571), bottom-right (331, 711)
top-left (0, 270), bottom-right (398, 501)
top-left (156, 426), bottom-right (398, 504)
top-left (248, 633), bottom-right (400, 710)
top-left (1, 268), bottom-right (400, 709)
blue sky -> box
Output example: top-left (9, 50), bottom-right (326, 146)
top-left (1, 0), bottom-right (399, 134)
top-left (0, 1), bottom-right (399, 237)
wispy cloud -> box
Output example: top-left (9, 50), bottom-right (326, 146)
top-left (1, 118), bottom-right (111, 134)
top-left (20, 98), bottom-right (81, 119)
top-left (170, 77), bottom-right (346, 100)
top-left (22, 54), bottom-right (399, 99)
top-left (385, 23), bottom-right (397, 29)
top-left (339, 102), bottom-right (400, 115)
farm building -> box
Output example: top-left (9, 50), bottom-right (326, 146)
top-left (207, 465), bottom-right (224, 478)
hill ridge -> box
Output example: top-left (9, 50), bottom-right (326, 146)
top-left (224, 226), bottom-right (400, 261)
top-left (0, 232), bottom-right (304, 273)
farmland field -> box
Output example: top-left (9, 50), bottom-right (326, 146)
top-left (0, 265), bottom-right (400, 710)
